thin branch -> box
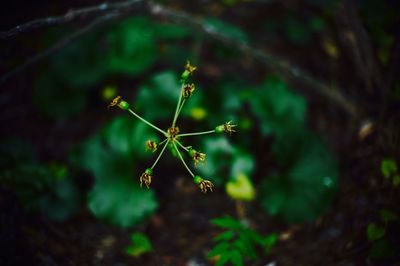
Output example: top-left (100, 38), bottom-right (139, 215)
top-left (0, 0), bottom-right (145, 39)
top-left (1, 13), bottom-right (118, 83)
top-left (150, 139), bottom-right (169, 169)
top-left (178, 130), bottom-right (215, 137)
top-left (127, 108), bottom-right (167, 136)
top-left (148, 1), bottom-right (361, 118)
top-left (175, 139), bottom-right (189, 152)
top-left (172, 84), bottom-right (184, 127)
top-left (173, 142), bottom-right (194, 177)
top-left (1, 0), bottom-right (361, 118)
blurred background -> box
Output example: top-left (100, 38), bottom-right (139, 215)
top-left (1, 0), bottom-right (400, 265)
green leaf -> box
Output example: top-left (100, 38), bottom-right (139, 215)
top-left (381, 159), bottom-right (397, 178)
top-left (367, 223), bottom-right (386, 241)
top-left (208, 242), bottom-right (230, 258)
top-left (211, 216), bottom-right (244, 230)
top-left (102, 116), bottom-right (161, 159)
top-left (135, 71), bottom-right (204, 122)
top-left (154, 23), bottom-right (190, 40)
top-left (126, 232), bottom-right (153, 257)
top-left (213, 231), bottom-right (235, 242)
top-left (215, 252), bottom-right (231, 266)
top-left (263, 233), bottom-right (278, 253)
top-left (379, 209), bottom-right (398, 224)
top-left (230, 250), bottom-right (244, 266)
top-left (392, 175), bottom-right (400, 186)
top-left (80, 125), bottom-right (158, 228)
top-left (369, 238), bottom-right (395, 259)
top-left (88, 178), bottom-right (158, 228)
top-left (105, 16), bottom-right (157, 75)
top-left (261, 130), bottom-right (338, 222)
top-left (248, 75), bottom-right (306, 137)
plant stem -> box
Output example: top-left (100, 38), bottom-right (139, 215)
top-left (173, 142), bottom-right (194, 177)
top-left (176, 99), bottom-right (186, 121)
top-left (151, 139), bottom-right (170, 169)
top-left (159, 138), bottom-right (168, 146)
top-left (172, 84), bottom-right (184, 127)
top-left (178, 130), bottom-right (215, 137)
top-left (127, 108), bottom-right (167, 136)
top-left (175, 140), bottom-right (189, 152)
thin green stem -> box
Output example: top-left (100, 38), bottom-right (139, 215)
top-left (177, 130), bottom-right (215, 137)
top-left (159, 138), bottom-right (168, 146)
top-left (175, 99), bottom-right (186, 122)
top-left (173, 142), bottom-right (194, 177)
top-left (175, 139), bottom-right (189, 152)
top-left (127, 108), bottom-right (167, 136)
top-left (151, 139), bottom-right (170, 169)
top-left (172, 83), bottom-right (184, 127)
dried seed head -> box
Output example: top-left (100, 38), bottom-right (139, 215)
top-left (108, 96), bottom-right (129, 110)
top-left (182, 83), bottom-right (196, 98)
top-left (189, 148), bottom-right (206, 167)
top-left (181, 61), bottom-right (197, 81)
top-left (146, 140), bottom-right (158, 152)
top-left (193, 175), bottom-right (214, 193)
top-left (140, 168), bottom-right (153, 189)
top-left (216, 121), bottom-right (237, 135)
top-left (167, 126), bottom-right (180, 140)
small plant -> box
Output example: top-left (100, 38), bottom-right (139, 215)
top-left (366, 209), bottom-right (398, 259)
top-left (126, 232), bottom-right (153, 257)
top-left (109, 61), bottom-right (236, 193)
top-left (381, 159), bottom-right (400, 186)
top-left (208, 216), bottom-right (277, 266)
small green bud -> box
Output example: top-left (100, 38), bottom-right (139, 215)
top-left (181, 70), bottom-right (190, 81)
top-left (119, 101), bottom-right (130, 110)
top-left (193, 175), bottom-right (203, 185)
top-left (188, 148), bottom-right (196, 158)
top-left (145, 168), bottom-right (153, 175)
top-left (215, 125), bottom-right (224, 133)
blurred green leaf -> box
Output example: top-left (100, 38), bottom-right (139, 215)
top-left (230, 250), bottom-right (244, 266)
top-left (79, 118), bottom-right (159, 228)
top-left (248, 75), bottom-right (306, 137)
top-left (0, 139), bottom-right (80, 221)
top-left (126, 232), bottom-right (153, 257)
top-left (379, 209), bottom-right (398, 224)
top-left (199, 137), bottom-right (253, 186)
top-left (369, 238), bottom-right (395, 259)
top-left (88, 178), bottom-right (157, 228)
top-left (367, 223), bottom-right (386, 241)
top-left (135, 71), bottom-right (204, 122)
top-left (263, 233), bottom-right (278, 253)
top-left (214, 231), bottom-right (235, 242)
top-left (105, 16), bottom-right (157, 75)
top-left (261, 130), bottom-right (338, 222)
top-left (381, 159), bottom-right (397, 178)
top-left (211, 216), bottom-right (244, 230)
top-left (208, 242), bottom-right (230, 258)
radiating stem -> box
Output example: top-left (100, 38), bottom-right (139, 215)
top-left (151, 139), bottom-right (170, 169)
top-left (127, 108), bottom-right (167, 136)
top-left (175, 99), bottom-right (186, 122)
top-left (177, 130), bottom-right (215, 137)
top-left (172, 83), bottom-right (184, 127)
top-left (159, 139), bottom-right (168, 146)
top-left (173, 142), bottom-right (194, 177)
top-left (175, 140), bottom-right (189, 152)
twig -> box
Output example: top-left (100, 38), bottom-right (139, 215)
top-left (1, 0), bottom-right (361, 118)
top-left (0, 0), bottom-right (145, 39)
top-left (1, 13), bottom-right (118, 83)
top-left (147, 1), bottom-right (361, 118)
